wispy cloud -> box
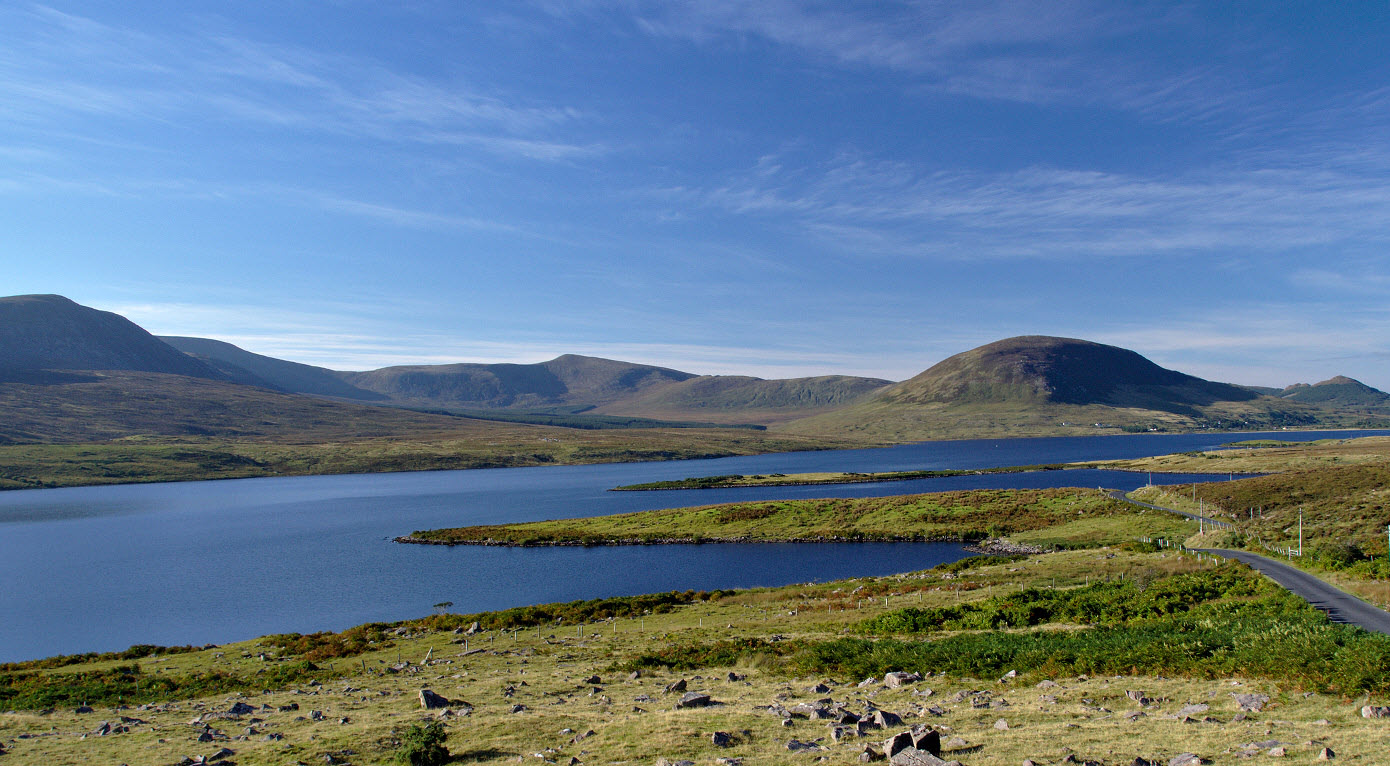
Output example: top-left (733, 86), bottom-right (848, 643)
top-left (667, 147), bottom-right (1390, 260)
top-left (0, 5), bottom-right (594, 161)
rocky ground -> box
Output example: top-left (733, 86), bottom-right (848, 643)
top-left (2, 550), bottom-right (1387, 765)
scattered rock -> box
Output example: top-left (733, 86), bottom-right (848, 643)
top-left (74, 706), bottom-right (95, 714)
top-left (1175, 704), bottom-right (1209, 718)
top-left (1361, 705), bottom-right (1390, 718)
top-left (583, 675), bottom-right (602, 685)
top-left (884, 672), bottom-right (921, 688)
top-left (1036, 680), bottom-right (1058, 689)
top-left (871, 710), bottom-right (904, 729)
top-left (1168, 755), bottom-right (1204, 766)
top-left (810, 683), bottom-right (831, 694)
top-left (993, 718), bottom-right (1009, 730)
top-left (859, 744), bottom-right (885, 762)
top-left (664, 679), bottom-right (687, 694)
top-left (711, 731), bottom-right (733, 747)
top-left (510, 704), bottom-right (527, 714)
top-left (1268, 747), bottom-right (1286, 757)
top-left (786, 740), bottom-right (823, 752)
top-left (419, 689), bottom-right (452, 710)
top-left (859, 677), bottom-right (879, 688)
top-left (226, 702), bottom-right (256, 716)
top-left (1317, 747), bottom-right (1335, 761)
top-left (1232, 693), bottom-right (1269, 712)
top-left (676, 692), bottom-right (713, 709)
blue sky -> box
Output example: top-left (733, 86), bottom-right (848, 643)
top-left (4, 2), bottom-right (1390, 388)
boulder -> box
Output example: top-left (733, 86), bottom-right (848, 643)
top-left (419, 689), bottom-right (452, 710)
top-left (676, 692), bottom-right (712, 709)
top-left (226, 702), bottom-right (256, 716)
top-left (1361, 705), bottom-right (1390, 718)
top-left (883, 672), bottom-right (920, 688)
top-left (711, 731), bottom-right (733, 747)
top-left (664, 679), bottom-right (688, 694)
top-left (1167, 755), bottom-right (1204, 766)
top-left (1231, 693), bottom-right (1268, 712)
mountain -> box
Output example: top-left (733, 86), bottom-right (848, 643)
top-left (878, 336), bottom-right (1257, 411)
top-left (339, 354), bottom-right (698, 409)
top-left (1279, 376), bottom-right (1390, 409)
top-left (0, 294), bottom-right (223, 381)
top-left (593, 374), bottom-right (892, 425)
top-left (778, 335), bottom-right (1345, 440)
top-left (160, 336), bottom-right (386, 401)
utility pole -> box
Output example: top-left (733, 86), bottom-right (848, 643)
top-left (1298, 508), bottom-right (1303, 557)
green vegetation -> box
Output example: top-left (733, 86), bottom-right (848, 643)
top-left (404, 487), bottom-right (1189, 546)
top-left (395, 720), bottom-right (449, 766)
top-left (612, 463), bottom-right (1069, 490)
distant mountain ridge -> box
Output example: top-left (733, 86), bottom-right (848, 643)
top-left (340, 354), bottom-right (698, 409)
top-left (4, 294), bottom-right (1389, 444)
top-left (160, 336), bottom-right (386, 401)
top-left (1278, 376), bottom-right (1390, 408)
top-left (0, 295), bottom-right (224, 381)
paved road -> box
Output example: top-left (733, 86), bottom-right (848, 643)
top-left (1191, 548), bottom-right (1390, 635)
top-left (1110, 490), bottom-right (1390, 635)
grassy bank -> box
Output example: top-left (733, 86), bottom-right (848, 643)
top-left (401, 487), bottom-right (1194, 547)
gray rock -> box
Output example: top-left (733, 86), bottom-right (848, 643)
top-left (711, 730), bottom-right (733, 747)
top-left (664, 679), bottom-right (687, 694)
top-left (884, 672), bottom-right (921, 688)
top-left (583, 675), bottom-right (602, 685)
top-left (1175, 703), bottom-right (1208, 717)
top-left (74, 706), bottom-right (95, 714)
top-left (227, 702), bottom-right (256, 716)
top-left (993, 718), bottom-right (1009, 730)
top-left (871, 710), bottom-right (903, 729)
top-left (786, 740), bottom-right (823, 752)
top-left (676, 692), bottom-right (712, 709)
top-left (1168, 755), bottom-right (1204, 766)
top-left (1231, 693), bottom-right (1268, 712)
top-left (859, 745), bottom-right (885, 762)
top-left (1317, 747), bottom-right (1335, 761)
top-left (810, 683), bottom-right (831, 694)
top-left (419, 689), bottom-right (452, 710)
top-left (1361, 705), bottom-right (1390, 718)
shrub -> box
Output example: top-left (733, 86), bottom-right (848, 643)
top-left (396, 720), bottom-right (449, 766)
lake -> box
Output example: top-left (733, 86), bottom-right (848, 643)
top-left (0, 429), bottom-right (1381, 662)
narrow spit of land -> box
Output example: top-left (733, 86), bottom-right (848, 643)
top-left (610, 463), bottom-right (1071, 490)
top-left (397, 487), bottom-right (1193, 548)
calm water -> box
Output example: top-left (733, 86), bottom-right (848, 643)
top-left (0, 429), bottom-right (1382, 662)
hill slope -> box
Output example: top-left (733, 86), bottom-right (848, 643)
top-left (340, 354), bottom-right (697, 409)
top-left (779, 336), bottom-right (1349, 440)
top-left (160, 336), bottom-right (386, 401)
top-left (0, 295), bottom-right (223, 381)
top-left (1280, 376), bottom-right (1390, 409)
top-left (594, 373), bottom-right (892, 424)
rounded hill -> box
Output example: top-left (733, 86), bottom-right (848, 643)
top-left (879, 335), bottom-right (1255, 409)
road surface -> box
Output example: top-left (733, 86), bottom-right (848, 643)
top-left (1112, 490), bottom-right (1390, 635)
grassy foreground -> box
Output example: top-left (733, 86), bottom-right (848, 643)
top-left (6, 542), bottom-right (1390, 765)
